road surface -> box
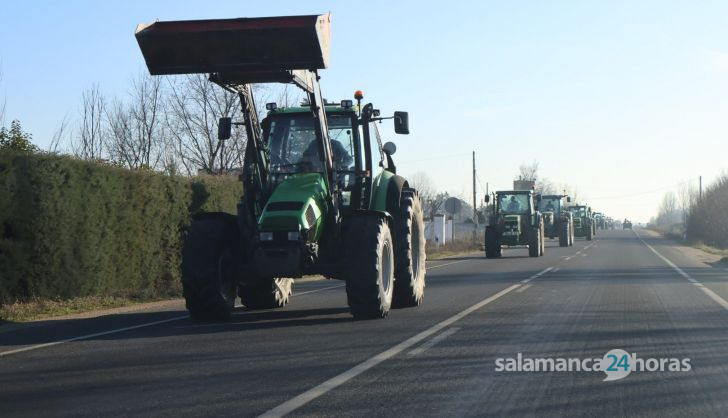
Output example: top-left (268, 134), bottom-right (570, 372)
top-left (3, 229), bottom-right (728, 417)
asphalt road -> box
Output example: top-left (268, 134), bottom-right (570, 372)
top-left (3, 228), bottom-right (728, 417)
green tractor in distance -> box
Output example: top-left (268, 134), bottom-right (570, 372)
top-left (569, 205), bottom-right (596, 240)
top-left (594, 212), bottom-right (606, 230)
top-left (484, 190), bottom-right (545, 258)
top-left (537, 194), bottom-right (574, 247)
top-left (135, 14), bottom-right (426, 320)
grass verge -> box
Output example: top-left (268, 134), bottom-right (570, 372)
top-left (426, 240), bottom-right (482, 260)
top-left (0, 296), bottom-right (151, 322)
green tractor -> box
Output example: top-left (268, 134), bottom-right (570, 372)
top-left (136, 14), bottom-right (426, 320)
top-left (537, 194), bottom-right (574, 247)
top-left (569, 205), bottom-right (596, 240)
top-left (484, 190), bottom-right (545, 258)
top-left (594, 212), bottom-right (606, 230)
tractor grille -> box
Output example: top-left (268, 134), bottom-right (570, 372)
top-left (305, 205), bottom-right (317, 227)
top-left (574, 218), bottom-right (582, 229)
top-left (267, 201), bottom-right (304, 211)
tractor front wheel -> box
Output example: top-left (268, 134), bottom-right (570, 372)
top-left (345, 216), bottom-right (395, 319)
top-left (239, 278), bottom-right (293, 310)
top-left (182, 219), bottom-right (238, 320)
top-left (485, 226), bottom-right (501, 258)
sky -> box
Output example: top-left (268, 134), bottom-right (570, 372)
top-left (1, 0), bottom-right (727, 223)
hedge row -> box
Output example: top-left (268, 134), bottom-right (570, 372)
top-left (687, 175), bottom-right (728, 248)
top-left (0, 151), bottom-right (242, 305)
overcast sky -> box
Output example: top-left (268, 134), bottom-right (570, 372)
top-left (1, 0), bottom-right (727, 222)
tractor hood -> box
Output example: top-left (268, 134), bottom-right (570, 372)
top-left (258, 173), bottom-right (328, 238)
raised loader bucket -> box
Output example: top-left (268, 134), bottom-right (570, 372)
top-left (135, 14), bottom-right (331, 76)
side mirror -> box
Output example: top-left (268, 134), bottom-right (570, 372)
top-left (394, 111), bottom-right (409, 135)
top-left (484, 195), bottom-right (490, 203)
top-left (382, 141), bottom-right (397, 156)
top-left (536, 194), bottom-right (542, 201)
top-left (362, 103), bottom-right (374, 120)
top-left (218, 117), bottom-right (232, 140)
top-left (567, 196), bottom-right (572, 203)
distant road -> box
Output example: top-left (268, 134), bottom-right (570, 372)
top-left (3, 229), bottom-right (728, 417)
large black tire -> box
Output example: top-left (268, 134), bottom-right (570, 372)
top-left (539, 224), bottom-right (545, 256)
top-left (182, 219), bottom-right (238, 320)
top-left (485, 226), bottom-right (502, 258)
top-left (239, 278), bottom-right (293, 310)
top-left (559, 220), bottom-right (569, 247)
top-left (345, 216), bottom-right (395, 319)
top-left (587, 222), bottom-right (593, 241)
top-left (528, 227), bottom-right (541, 258)
top-left (569, 221), bottom-right (575, 246)
top-left (392, 190), bottom-right (426, 308)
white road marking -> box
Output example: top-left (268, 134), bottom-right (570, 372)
top-left (636, 232), bottom-right (728, 311)
top-left (427, 260), bottom-right (469, 270)
top-left (552, 267), bottom-right (561, 273)
top-left (295, 284), bottom-right (344, 296)
top-left (258, 265), bottom-right (558, 418)
top-left (0, 283), bottom-right (345, 358)
top-left (0, 315), bottom-right (189, 357)
top-left (407, 327), bottom-right (460, 356)
top-left (515, 284), bottom-right (532, 293)
top-left (564, 257), bottom-right (572, 261)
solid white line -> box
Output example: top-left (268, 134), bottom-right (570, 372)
top-left (636, 232), bottom-right (728, 311)
top-left (407, 327), bottom-right (460, 356)
top-left (534, 267), bottom-right (553, 277)
top-left (427, 260), bottom-right (469, 270)
top-left (257, 282), bottom-right (526, 418)
top-left (0, 315), bottom-right (189, 357)
top-left (295, 284), bottom-right (344, 296)
top-left (552, 267), bottom-right (561, 273)
top-left (515, 284), bottom-right (533, 293)
top-left (1, 284), bottom-right (347, 358)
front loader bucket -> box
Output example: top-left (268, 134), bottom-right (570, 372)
top-left (135, 14), bottom-right (331, 76)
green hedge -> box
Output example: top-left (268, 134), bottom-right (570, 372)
top-left (0, 151), bottom-right (242, 305)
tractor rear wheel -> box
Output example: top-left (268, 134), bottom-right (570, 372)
top-left (540, 224), bottom-right (545, 256)
top-left (528, 227), bottom-right (541, 258)
top-left (559, 220), bottom-right (569, 247)
top-left (345, 216), bottom-right (395, 319)
top-left (182, 219), bottom-right (238, 320)
top-left (485, 226), bottom-right (501, 258)
top-left (392, 189), bottom-right (426, 308)
top-left (587, 223), bottom-right (593, 241)
top-left (239, 278), bottom-right (293, 310)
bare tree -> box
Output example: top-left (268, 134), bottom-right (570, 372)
top-left (518, 160), bottom-right (539, 182)
top-left (408, 171), bottom-right (438, 219)
top-left (106, 73), bottom-right (165, 170)
top-left (73, 84), bottom-right (106, 160)
top-left (48, 114), bottom-right (71, 153)
top-left (165, 74), bottom-right (246, 175)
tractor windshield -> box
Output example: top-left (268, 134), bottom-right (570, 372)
top-left (266, 114), bottom-right (355, 176)
top-left (538, 197), bottom-right (560, 213)
top-left (570, 207), bottom-right (587, 217)
top-left (498, 193), bottom-right (530, 214)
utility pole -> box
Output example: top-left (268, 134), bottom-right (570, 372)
top-left (472, 151), bottom-right (477, 242)
top-left (699, 175), bottom-right (703, 200)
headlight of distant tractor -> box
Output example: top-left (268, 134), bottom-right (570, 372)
top-left (259, 232), bottom-right (274, 242)
top-left (287, 231), bottom-right (300, 241)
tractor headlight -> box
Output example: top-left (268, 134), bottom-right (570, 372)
top-left (259, 232), bottom-right (273, 242)
top-left (287, 231), bottom-right (299, 241)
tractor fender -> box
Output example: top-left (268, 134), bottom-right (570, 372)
top-left (384, 175), bottom-right (409, 215)
top-left (345, 209), bottom-right (394, 227)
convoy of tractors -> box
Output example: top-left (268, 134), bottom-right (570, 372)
top-left (135, 12), bottom-right (626, 321)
